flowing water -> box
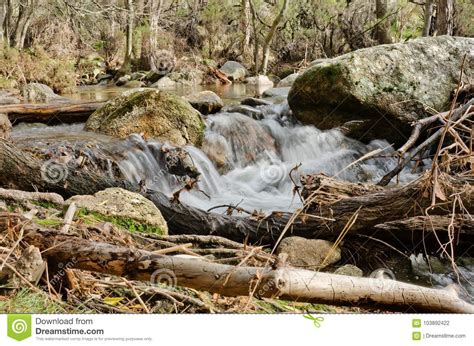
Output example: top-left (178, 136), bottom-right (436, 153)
top-left (13, 86), bottom-right (423, 213)
top-left (12, 84), bottom-right (473, 302)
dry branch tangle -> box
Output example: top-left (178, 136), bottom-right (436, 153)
top-left (18, 226), bottom-right (474, 313)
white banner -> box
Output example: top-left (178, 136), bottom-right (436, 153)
top-left (0, 314), bottom-right (471, 345)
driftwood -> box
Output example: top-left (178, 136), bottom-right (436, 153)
top-left (0, 101), bottom-right (103, 124)
top-left (19, 226), bottom-right (474, 313)
top-left (0, 139), bottom-right (472, 246)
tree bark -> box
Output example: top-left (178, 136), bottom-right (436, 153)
top-left (422, 0), bottom-right (435, 36)
top-left (261, 0), bottom-right (289, 75)
top-left (374, 0), bottom-right (393, 44)
top-left (436, 0), bottom-right (455, 35)
top-left (0, 101), bottom-right (104, 124)
top-left (19, 226), bottom-right (474, 313)
top-left (120, 0), bottom-right (135, 74)
top-left (0, 139), bottom-right (472, 246)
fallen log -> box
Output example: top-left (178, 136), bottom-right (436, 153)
top-left (19, 226), bottom-right (474, 313)
top-left (0, 101), bottom-right (104, 124)
top-left (0, 138), bottom-right (472, 246)
top-left (374, 215), bottom-right (474, 235)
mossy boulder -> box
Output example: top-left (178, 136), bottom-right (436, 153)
top-left (85, 89), bottom-right (205, 146)
top-left (289, 36), bottom-right (474, 145)
top-left (66, 188), bottom-right (168, 235)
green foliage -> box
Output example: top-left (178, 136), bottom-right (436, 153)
top-left (0, 289), bottom-right (89, 313)
top-left (0, 46), bottom-right (77, 92)
top-left (76, 208), bottom-right (165, 235)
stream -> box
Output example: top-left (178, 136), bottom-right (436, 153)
top-left (11, 84), bottom-right (473, 302)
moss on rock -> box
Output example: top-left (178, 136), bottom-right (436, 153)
top-left (85, 88), bottom-right (205, 146)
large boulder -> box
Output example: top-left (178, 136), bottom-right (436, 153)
top-left (0, 113), bottom-right (12, 140)
top-left (288, 36), bottom-right (474, 145)
top-left (219, 61), bottom-right (247, 82)
top-left (275, 236), bottom-right (341, 270)
top-left (85, 89), bottom-right (205, 146)
top-left (21, 83), bottom-right (66, 102)
top-left (66, 188), bottom-right (168, 235)
top-left (184, 90), bottom-right (224, 115)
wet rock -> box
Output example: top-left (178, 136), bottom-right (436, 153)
top-left (160, 145), bottom-right (200, 178)
top-left (123, 80), bottom-right (144, 88)
top-left (115, 75), bottom-right (131, 86)
top-left (334, 264), bottom-right (363, 277)
top-left (240, 97), bottom-right (273, 107)
top-left (263, 87), bottom-right (290, 98)
top-left (131, 71), bottom-right (147, 81)
top-left (277, 73), bottom-right (299, 87)
top-left (184, 90), bottom-right (224, 115)
top-left (85, 88), bottom-right (205, 146)
top-left (151, 76), bottom-right (177, 89)
top-left (201, 113), bottom-right (277, 171)
top-left (168, 69), bottom-right (203, 86)
top-left (289, 36), bottom-right (474, 145)
top-left (219, 61), bottom-right (247, 82)
top-left (0, 113), bottom-right (12, 140)
top-left (21, 83), bottom-right (66, 102)
top-left (97, 73), bottom-right (113, 83)
top-left (276, 236), bottom-right (341, 270)
top-left (223, 104), bottom-right (263, 120)
top-left (245, 75), bottom-right (274, 86)
top-left (66, 188), bottom-right (168, 235)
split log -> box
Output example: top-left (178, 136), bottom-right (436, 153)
top-left (0, 139), bottom-right (472, 246)
top-left (20, 227), bottom-right (474, 313)
top-left (0, 101), bottom-right (104, 125)
top-left (374, 215), bottom-right (474, 235)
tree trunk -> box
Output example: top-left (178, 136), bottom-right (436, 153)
top-left (0, 101), bottom-right (104, 124)
top-left (19, 226), bottom-right (474, 313)
top-left (240, 0), bottom-right (251, 58)
top-left (436, 0), bottom-right (455, 35)
top-left (374, 0), bottom-right (393, 44)
top-left (422, 0), bottom-right (435, 36)
top-left (261, 0), bottom-right (289, 75)
top-left (1, 138), bottom-right (472, 248)
top-left (248, 0), bottom-right (259, 75)
top-left (120, 0), bottom-right (135, 74)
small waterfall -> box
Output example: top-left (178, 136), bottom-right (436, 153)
top-left (12, 102), bottom-right (425, 213)
top-left (111, 101), bottom-right (423, 212)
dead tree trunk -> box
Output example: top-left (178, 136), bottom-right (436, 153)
top-left (0, 139), bottom-right (472, 246)
top-left (0, 101), bottom-right (104, 124)
top-left (19, 227), bottom-right (474, 313)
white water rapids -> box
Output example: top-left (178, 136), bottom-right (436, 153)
top-left (12, 101), bottom-right (424, 213)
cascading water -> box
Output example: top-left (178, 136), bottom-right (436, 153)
top-left (12, 101), bottom-right (425, 213)
top-left (106, 101), bottom-right (424, 213)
